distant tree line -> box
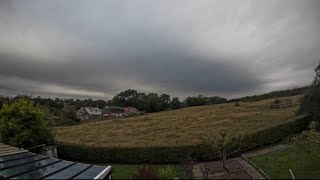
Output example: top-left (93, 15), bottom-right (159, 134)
top-left (228, 86), bottom-right (310, 103)
top-left (0, 85), bottom-right (310, 118)
top-left (110, 89), bottom-right (227, 112)
top-left (0, 90), bottom-right (227, 116)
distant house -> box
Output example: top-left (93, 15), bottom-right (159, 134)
top-left (102, 106), bottom-right (125, 117)
top-left (124, 107), bottom-right (139, 114)
top-left (77, 107), bottom-right (102, 121)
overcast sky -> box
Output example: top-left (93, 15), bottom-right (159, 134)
top-left (0, 0), bottom-right (320, 100)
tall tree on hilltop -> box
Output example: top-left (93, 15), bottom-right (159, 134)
top-left (112, 89), bottom-right (139, 108)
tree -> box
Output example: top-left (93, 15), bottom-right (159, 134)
top-left (96, 100), bottom-right (107, 109)
top-left (61, 103), bottom-right (78, 121)
top-left (145, 93), bottom-right (161, 112)
top-left (202, 132), bottom-right (241, 172)
top-left (112, 89), bottom-right (139, 108)
top-left (135, 93), bottom-right (147, 111)
top-left (0, 96), bottom-right (6, 109)
top-left (0, 98), bottom-right (54, 148)
top-left (171, 97), bottom-right (182, 109)
top-left (208, 96), bottom-right (227, 104)
top-left (185, 95), bottom-right (209, 107)
top-left (159, 94), bottom-right (171, 111)
top-left (300, 62), bottom-right (320, 123)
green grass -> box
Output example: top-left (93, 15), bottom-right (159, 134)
top-left (109, 164), bottom-right (184, 179)
top-left (249, 145), bottom-right (320, 179)
top-left (56, 95), bottom-right (301, 148)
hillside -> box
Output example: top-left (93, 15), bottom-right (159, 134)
top-left (56, 95), bottom-right (302, 148)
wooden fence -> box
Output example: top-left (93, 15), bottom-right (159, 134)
top-left (269, 102), bottom-right (293, 109)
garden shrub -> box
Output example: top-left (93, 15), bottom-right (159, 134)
top-left (57, 114), bottom-right (312, 163)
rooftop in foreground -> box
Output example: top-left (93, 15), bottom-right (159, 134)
top-left (0, 143), bottom-right (111, 179)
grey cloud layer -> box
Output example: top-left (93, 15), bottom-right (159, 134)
top-left (0, 0), bottom-right (319, 99)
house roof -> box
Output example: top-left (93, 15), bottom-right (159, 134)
top-left (83, 107), bottom-right (102, 115)
top-left (0, 143), bottom-right (111, 179)
top-left (104, 106), bottom-right (122, 109)
top-left (102, 106), bottom-right (124, 114)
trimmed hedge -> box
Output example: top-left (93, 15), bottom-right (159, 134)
top-left (240, 114), bottom-right (312, 151)
top-left (57, 114), bottom-right (312, 164)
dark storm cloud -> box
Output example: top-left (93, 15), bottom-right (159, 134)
top-left (0, 0), bottom-right (320, 99)
top-left (0, 50), bottom-right (262, 98)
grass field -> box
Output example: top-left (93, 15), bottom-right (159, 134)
top-left (249, 146), bottom-right (320, 179)
top-left (56, 95), bottom-right (301, 148)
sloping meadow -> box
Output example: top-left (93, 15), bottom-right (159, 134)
top-left (55, 96), bottom-right (313, 163)
top-left (56, 96), bottom-right (302, 147)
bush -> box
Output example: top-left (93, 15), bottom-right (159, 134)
top-left (133, 165), bottom-right (160, 179)
top-left (0, 98), bottom-right (54, 148)
top-left (234, 102), bottom-right (240, 107)
top-left (274, 99), bottom-right (281, 104)
top-left (61, 104), bottom-right (79, 121)
top-left (57, 114), bottom-right (312, 163)
top-left (54, 116), bottom-right (80, 127)
top-left (289, 128), bottom-right (320, 158)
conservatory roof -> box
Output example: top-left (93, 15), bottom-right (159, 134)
top-left (0, 143), bottom-right (111, 179)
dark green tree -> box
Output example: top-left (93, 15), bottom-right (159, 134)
top-left (0, 96), bottom-right (5, 109)
top-left (208, 96), bottom-right (227, 104)
top-left (171, 97), bottom-right (182, 109)
top-left (112, 89), bottom-right (139, 108)
top-left (300, 62), bottom-right (320, 124)
top-left (159, 94), bottom-right (171, 111)
top-left (185, 95), bottom-right (208, 106)
top-left (61, 103), bottom-right (78, 121)
top-left (135, 93), bottom-right (147, 111)
top-left (202, 132), bottom-right (242, 172)
top-left (145, 93), bottom-right (161, 112)
top-left (0, 98), bottom-right (54, 148)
